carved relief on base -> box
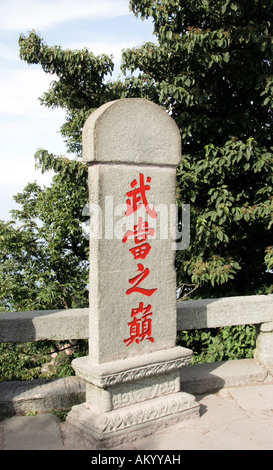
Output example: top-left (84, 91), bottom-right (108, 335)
top-left (72, 346), bottom-right (192, 388)
top-left (111, 371), bottom-right (180, 409)
top-left (67, 391), bottom-right (199, 435)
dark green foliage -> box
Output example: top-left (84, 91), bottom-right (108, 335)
top-left (0, 155), bottom-right (89, 313)
top-left (124, 0), bottom-right (273, 297)
top-left (178, 324), bottom-right (256, 363)
top-left (51, 408), bottom-right (71, 422)
top-left (13, 1), bottom-right (273, 299)
top-left (0, 340), bottom-right (88, 382)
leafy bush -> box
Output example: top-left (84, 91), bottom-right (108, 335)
top-left (0, 340), bottom-right (88, 382)
top-left (0, 327), bottom-right (257, 382)
top-left (177, 324), bottom-right (256, 364)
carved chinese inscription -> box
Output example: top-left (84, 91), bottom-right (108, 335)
top-left (123, 173), bottom-right (158, 346)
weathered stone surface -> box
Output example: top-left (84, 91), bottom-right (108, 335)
top-left (68, 98), bottom-right (199, 446)
top-left (255, 324), bottom-right (273, 366)
top-left (3, 414), bottom-right (64, 450)
top-left (0, 377), bottom-right (86, 417)
top-left (0, 308), bottom-right (89, 342)
top-left (64, 392), bottom-right (199, 449)
top-left (79, 98), bottom-right (185, 365)
top-left (72, 346), bottom-right (191, 388)
top-left (82, 98), bottom-right (181, 166)
top-left (177, 294), bottom-right (273, 330)
top-left (1, 294), bottom-right (272, 344)
top-left (87, 164), bottom-right (178, 363)
top-left (228, 384), bottom-right (273, 412)
top-left (3, 384), bottom-right (273, 450)
top-left (73, 346), bottom-right (192, 415)
top-left (1, 359), bottom-right (269, 419)
top-left (180, 359), bottom-right (268, 394)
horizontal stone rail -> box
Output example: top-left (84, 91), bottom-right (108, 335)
top-left (1, 294), bottom-right (272, 343)
top-left (177, 294), bottom-right (273, 330)
top-left (1, 294), bottom-right (273, 418)
top-left (0, 308), bottom-right (89, 343)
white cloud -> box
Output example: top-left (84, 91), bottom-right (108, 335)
top-left (0, 112), bottom-right (66, 151)
top-left (0, 0), bottom-right (130, 31)
top-left (62, 39), bottom-right (139, 73)
top-left (0, 111), bottom-right (66, 221)
top-left (0, 169), bottom-right (55, 222)
top-left (0, 68), bottom-right (57, 115)
top-left (0, 42), bottom-right (19, 61)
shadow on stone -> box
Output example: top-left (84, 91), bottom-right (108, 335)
top-left (0, 377), bottom-right (86, 418)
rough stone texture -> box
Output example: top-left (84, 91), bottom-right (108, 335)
top-left (2, 383), bottom-right (273, 450)
top-left (1, 294), bottom-right (272, 344)
top-left (70, 347), bottom-right (197, 447)
top-left (130, 387), bottom-right (273, 451)
top-left (0, 308), bottom-right (89, 342)
top-left (68, 98), bottom-right (199, 446)
top-left (78, 98), bottom-right (186, 364)
top-left (1, 358), bottom-right (271, 418)
top-left (228, 384), bottom-right (273, 413)
top-left (2, 414), bottom-right (64, 450)
top-left (0, 377), bottom-right (86, 417)
top-left (72, 346), bottom-right (191, 412)
top-left (82, 98), bottom-right (181, 166)
top-left (64, 392), bottom-right (199, 449)
top-left (84, 370), bottom-right (181, 414)
top-left (73, 345), bottom-right (191, 388)
top-left (87, 164), bottom-right (178, 363)
top-left (177, 294), bottom-right (273, 330)
top-left (180, 359), bottom-right (268, 394)
top-left (255, 322), bottom-right (273, 366)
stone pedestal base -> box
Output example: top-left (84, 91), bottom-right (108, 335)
top-left (64, 391), bottom-right (199, 449)
top-left (64, 346), bottom-right (200, 449)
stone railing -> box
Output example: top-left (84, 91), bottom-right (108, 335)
top-left (1, 294), bottom-right (273, 362)
top-left (1, 294), bottom-right (273, 418)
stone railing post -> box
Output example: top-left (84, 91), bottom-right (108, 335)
top-left (64, 98), bottom-right (199, 449)
top-left (254, 322), bottom-right (273, 366)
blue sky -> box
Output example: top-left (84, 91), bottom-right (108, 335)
top-left (0, 0), bottom-right (155, 221)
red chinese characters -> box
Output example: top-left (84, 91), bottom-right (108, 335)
top-left (123, 173), bottom-right (158, 347)
top-left (122, 217), bottom-right (154, 260)
top-left (124, 302), bottom-right (154, 346)
top-left (125, 173), bottom-right (157, 219)
top-left (126, 264), bottom-right (157, 297)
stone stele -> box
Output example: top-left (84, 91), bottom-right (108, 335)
top-left (64, 98), bottom-right (200, 449)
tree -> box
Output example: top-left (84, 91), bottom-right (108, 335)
top-left (0, 155), bottom-right (90, 380)
top-left (1, 32), bottom-right (123, 313)
top-left (1, 0), bottom-right (272, 315)
top-left (0, 156), bottom-right (89, 312)
top-left (18, 31), bottom-right (126, 156)
top-left (122, 0), bottom-right (273, 297)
